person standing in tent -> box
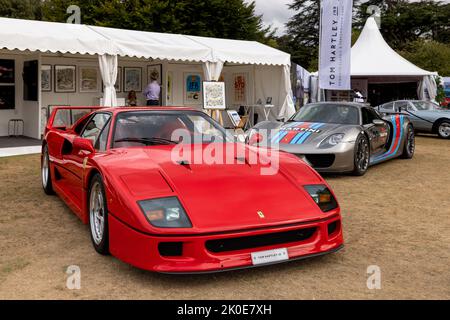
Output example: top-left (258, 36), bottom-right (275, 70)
top-left (144, 71), bottom-right (161, 106)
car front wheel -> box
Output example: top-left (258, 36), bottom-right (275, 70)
top-left (352, 134), bottom-right (370, 176)
top-left (42, 145), bottom-right (54, 195)
top-left (88, 174), bottom-right (110, 255)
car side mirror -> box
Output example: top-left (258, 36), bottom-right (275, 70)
top-left (373, 119), bottom-right (385, 126)
top-left (73, 137), bottom-right (95, 154)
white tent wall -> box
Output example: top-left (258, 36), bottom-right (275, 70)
top-left (254, 65), bottom-right (295, 121)
top-left (22, 52), bottom-right (41, 139)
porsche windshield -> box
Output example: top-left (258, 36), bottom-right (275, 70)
top-left (290, 104), bottom-right (360, 125)
top-left (113, 111), bottom-right (233, 148)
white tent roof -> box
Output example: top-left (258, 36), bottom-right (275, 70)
top-left (352, 17), bottom-right (432, 77)
top-left (0, 18), bottom-right (114, 55)
top-left (0, 17), bottom-right (290, 66)
top-left (186, 35), bottom-right (291, 66)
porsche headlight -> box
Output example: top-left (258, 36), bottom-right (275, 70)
top-left (320, 133), bottom-right (345, 148)
top-left (304, 185), bottom-right (338, 212)
top-left (138, 197), bottom-right (192, 228)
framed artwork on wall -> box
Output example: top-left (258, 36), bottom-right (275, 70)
top-left (203, 81), bottom-right (226, 110)
top-left (41, 65), bottom-right (52, 92)
top-left (79, 66), bottom-right (100, 93)
top-left (0, 59), bottom-right (15, 84)
top-left (184, 72), bottom-right (202, 105)
top-left (124, 67), bottom-right (142, 92)
top-left (233, 73), bottom-right (247, 104)
top-left (166, 71), bottom-right (173, 103)
top-left (115, 66), bottom-right (122, 92)
top-left (55, 65), bottom-right (76, 93)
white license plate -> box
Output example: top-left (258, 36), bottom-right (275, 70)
top-left (251, 248), bottom-right (289, 265)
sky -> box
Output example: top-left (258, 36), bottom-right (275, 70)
top-left (250, 0), bottom-right (450, 36)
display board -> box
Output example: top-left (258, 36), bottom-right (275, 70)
top-left (203, 81), bottom-right (226, 110)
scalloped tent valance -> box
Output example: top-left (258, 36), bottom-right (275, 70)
top-left (0, 17), bottom-right (290, 66)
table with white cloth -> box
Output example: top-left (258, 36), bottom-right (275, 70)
top-left (242, 104), bottom-right (275, 130)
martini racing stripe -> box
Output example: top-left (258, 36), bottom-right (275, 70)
top-left (272, 122), bottom-right (324, 144)
top-left (294, 123), bottom-right (325, 145)
top-left (371, 115), bottom-right (404, 163)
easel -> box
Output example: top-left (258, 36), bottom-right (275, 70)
top-left (206, 109), bottom-right (224, 126)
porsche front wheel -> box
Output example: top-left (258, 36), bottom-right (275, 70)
top-left (42, 145), bottom-right (54, 195)
top-left (88, 174), bottom-right (110, 255)
top-left (352, 134), bottom-right (370, 176)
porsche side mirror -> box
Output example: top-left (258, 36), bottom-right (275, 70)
top-left (73, 137), bottom-right (95, 154)
top-left (373, 119), bottom-right (385, 126)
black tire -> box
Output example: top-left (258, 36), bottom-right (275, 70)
top-left (401, 124), bottom-right (415, 159)
top-left (436, 120), bottom-right (450, 139)
top-left (41, 145), bottom-right (54, 195)
top-left (352, 134), bottom-right (370, 176)
top-left (88, 174), bottom-right (110, 255)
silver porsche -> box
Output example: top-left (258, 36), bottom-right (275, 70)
top-left (247, 102), bottom-right (415, 176)
top-left (375, 100), bottom-right (450, 139)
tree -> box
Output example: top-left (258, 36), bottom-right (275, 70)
top-left (280, 0), bottom-right (320, 70)
top-left (0, 0), bottom-right (42, 20)
top-left (40, 0), bottom-right (275, 44)
top-left (398, 40), bottom-right (450, 76)
top-left (356, 0), bottom-right (450, 50)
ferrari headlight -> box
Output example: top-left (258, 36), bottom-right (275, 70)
top-left (304, 185), bottom-right (338, 212)
top-left (320, 133), bottom-right (345, 148)
top-left (138, 197), bottom-right (192, 228)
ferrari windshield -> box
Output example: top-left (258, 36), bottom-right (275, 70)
top-left (113, 111), bottom-right (233, 148)
top-left (290, 104), bottom-right (360, 125)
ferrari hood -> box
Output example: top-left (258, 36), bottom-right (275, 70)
top-left (108, 144), bottom-right (327, 233)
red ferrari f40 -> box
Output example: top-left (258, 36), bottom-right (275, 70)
top-left (41, 106), bottom-right (343, 273)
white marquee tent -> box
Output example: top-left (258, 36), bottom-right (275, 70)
top-left (311, 17), bottom-right (438, 104)
top-left (0, 17), bottom-right (295, 139)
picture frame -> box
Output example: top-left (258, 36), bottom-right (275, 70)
top-left (0, 59), bottom-right (15, 84)
top-left (166, 71), bottom-right (173, 103)
top-left (233, 73), bottom-right (247, 105)
top-left (147, 64), bottom-right (162, 86)
top-left (41, 65), bottom-right (52, 92)
top-left (203, 81), bottom-right (226, 110)
top-left (55, 65), bottom-right (76, 93)
top-left (227, 110), bottom-right (242, 127)
top-left (124, 67), bottom-right (142, 92)
top-left (184, 72), bottom-right (202, 105)
top-left (79, 66), bottom-right (100, 93)
top-left (115, 66), bottom-right (122, 93)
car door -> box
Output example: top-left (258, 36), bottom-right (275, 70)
top-left (63, 113), bottom-right (112, 203)
top-left (408, 101), bottom-right (434, 132)
top-left (361, 107), bottom-right (389, 153)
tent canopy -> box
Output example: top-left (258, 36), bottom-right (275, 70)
top-left (0, 17), bottom-right (290, 66)
top-left (351, 17), bottom-right (433, 77)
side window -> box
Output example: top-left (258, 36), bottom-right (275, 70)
top-left (381, 102), bottom-right (394, 111)
top-left (95, 119), bottom-right (111, 151)
top-left (361, 108), bottom-right (378, 125)
top-left (394, 101), bottom-right (408, 112)
top-left (81, 113), bottom-right (111, 148)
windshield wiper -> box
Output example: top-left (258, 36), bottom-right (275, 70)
top-left (114, 137), bottom-right (179, 146)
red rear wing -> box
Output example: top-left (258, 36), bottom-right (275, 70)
top-left (45, 106), bottom-right (103, 134)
